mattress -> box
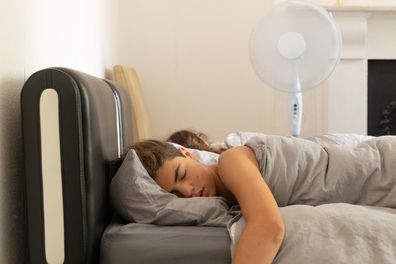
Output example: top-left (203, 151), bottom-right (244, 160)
top-left (100, 216), bottom-right (231, 264)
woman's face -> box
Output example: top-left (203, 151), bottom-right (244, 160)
top-left (154, 150), bottom-right (217, 198)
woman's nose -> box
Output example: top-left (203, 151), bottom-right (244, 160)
top-left (178, 183), bottom-right (195, 198)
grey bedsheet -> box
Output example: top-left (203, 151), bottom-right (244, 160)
top-left (100, 216), bottom-right (231, 264)
top-left (229, 203), bottom-right (396, 263)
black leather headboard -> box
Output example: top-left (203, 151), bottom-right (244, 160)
top-left (21, 68), bottom-right (133, 263)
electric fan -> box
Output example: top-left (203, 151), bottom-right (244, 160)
top-left (249, 0), bottom-right (341, 136)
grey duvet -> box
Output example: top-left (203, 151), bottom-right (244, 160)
top-left (229, 135), bottom-right (396, 263)
top-left (230, 203), bottom-right (396, 263)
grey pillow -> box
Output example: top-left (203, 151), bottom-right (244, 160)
top-left (110, 149), bottom-right (232, 226)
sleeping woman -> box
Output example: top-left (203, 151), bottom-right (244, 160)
top-left (113, 133), bottom-right (396, 264)
top-left (120, 137), bottom-right (284, 264)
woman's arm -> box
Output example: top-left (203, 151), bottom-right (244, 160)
top-left (218, 146), bottom-right (284, 264)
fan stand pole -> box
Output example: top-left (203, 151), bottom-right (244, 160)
top-left (288, 64), bottom-right (303, 137)
top-left (288, 91), bottom-right (303, 137)
top-left (277, 31), bottom-right (305, 137)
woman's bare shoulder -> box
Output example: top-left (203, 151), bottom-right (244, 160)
top-left (218, 146), bottom-right (258, 169)
top-left (217, 145), bottom-right (280, 224)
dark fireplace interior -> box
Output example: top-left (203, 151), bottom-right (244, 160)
top-left (368, 60), bottom-right (396, 136)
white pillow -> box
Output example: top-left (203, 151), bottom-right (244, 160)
top-left (169, 142), bottom-right (219, 164)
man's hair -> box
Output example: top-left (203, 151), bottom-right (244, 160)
top-left (166, 130), bottom-right (221, 154)
top-left (110, 139), bottom-right (184, 179)
top-left (167, 129), bottom-right (223, 154)
top-left (167, 129), bottom-right (207, 147)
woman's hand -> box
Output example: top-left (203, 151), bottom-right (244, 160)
top-left (218, 146), bottom-right (285, 264)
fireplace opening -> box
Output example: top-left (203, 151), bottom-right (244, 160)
top-left (367, 60), bottom-right (396, 136)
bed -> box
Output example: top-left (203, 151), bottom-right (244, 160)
top-left (21, 68), bottom-right (231, 264)
top-left (21, 68), bottom-right (396, 264)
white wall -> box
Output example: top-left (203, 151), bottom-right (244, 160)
top-left (24, 0), bottom-right (106, 77)
top-left (367, 14), bottom-right (396, 59)
top-left (115, 0), bottom-right (331, 141)
top-left (114, 1), bottom-right (396, 142)
top-left (0, 0), bottom-right (113, 262)
top-left (0, 1), bottom-right (26, 263)
top-left (116, 0), bottom-right (310, 141)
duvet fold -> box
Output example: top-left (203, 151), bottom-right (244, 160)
top-left (246, 135), bottom-right (396, 207)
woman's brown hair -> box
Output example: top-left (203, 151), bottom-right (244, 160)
top-left (109, 139), bottom-right (183, 179)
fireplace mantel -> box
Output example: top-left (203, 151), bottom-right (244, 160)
top-left (325, 5), bottom-right (396, 13)
top-left (325, 5), bottom-right (396, 135)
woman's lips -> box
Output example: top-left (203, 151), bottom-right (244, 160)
top-left (196, 188), bottom-right (207, 197)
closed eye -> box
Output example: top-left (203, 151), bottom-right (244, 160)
top-left (180, 169), bottom-right (187, 181)
top-left (174, 163), bottom-right (181, 183)
top-left (171, 190), bottom-right (183, 198)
